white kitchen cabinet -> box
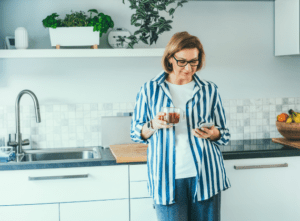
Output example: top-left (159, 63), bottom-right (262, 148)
top-left (130, 180), bottom-right (149, 198)
top-left (0, 203), bottom-right (59, 221)
top-left (130, 164), bottom-right (148, 181)
top-left (0, 165), bottom-right (128, 205)
top-left (130, 198), bottom-right (157, 221)
top-left (60, 199), bottom-right (129, 221)
top-left (129, 158), bottom-right (300, 221)
top-left (221, 157), bottom-right (300, 221)
top-left (129, 164), bottom-right (149, 198)
top-left (275, 0), bottom-right (300, 56)
top-left (129, 164), bottom-right (158, 221)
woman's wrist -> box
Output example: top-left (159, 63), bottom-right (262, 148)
top-left (210, 128), bottom-right (221, 141)
top-left (149, 120), bottom-right (157, 131)
top-left (141, 121), bottom-right (156, 140)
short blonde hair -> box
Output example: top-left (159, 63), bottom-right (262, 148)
top-left (162, 31), bottom-right (206, 73)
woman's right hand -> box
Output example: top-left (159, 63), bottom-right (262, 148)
top-left (151, 112), bottom-right (174, 130)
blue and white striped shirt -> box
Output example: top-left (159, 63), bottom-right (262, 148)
top-left (130, 71), bottom-right (231, 205)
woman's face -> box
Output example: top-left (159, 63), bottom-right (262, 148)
top-left (168, 48), bottom-right (199, 82)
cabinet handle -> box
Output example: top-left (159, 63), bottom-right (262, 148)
top-left (28, 174), bottom-right (89, 181)
top-left (234, 163), bottom-right (288, 170)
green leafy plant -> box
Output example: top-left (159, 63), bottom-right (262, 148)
top-left (119, 0), bottom-right (188, 48)
top-left (42, 9), bottom-right (114, 37)
top-left (42, 13), bottom-right (60, 29)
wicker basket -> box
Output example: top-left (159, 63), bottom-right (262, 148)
top-left (276, 121), bottom-right (300, 140)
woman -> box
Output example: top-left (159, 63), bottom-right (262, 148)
top-left (130, 31), bottom-right (231, 221)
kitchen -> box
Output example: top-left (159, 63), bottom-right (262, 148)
top-left (1, 0), bottom-right (300, 220)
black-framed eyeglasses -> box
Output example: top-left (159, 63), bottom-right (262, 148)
top-left (173, 56), bottom-right (199, 67)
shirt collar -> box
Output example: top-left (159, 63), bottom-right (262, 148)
top-left (151, 70), bottom-right (208, 88)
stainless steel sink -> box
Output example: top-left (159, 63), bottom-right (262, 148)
top-left (20, 147), bottom-right (101, 162)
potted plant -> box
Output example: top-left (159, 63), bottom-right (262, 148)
top-left (42, 9), bottom-right (114, 49)
top-left (119, 0), bottom-right (188, 49)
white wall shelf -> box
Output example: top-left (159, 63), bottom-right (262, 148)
top-left (0, 48), bottom-right (165, 59)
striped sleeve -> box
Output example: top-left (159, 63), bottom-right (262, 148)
top-left (212, 89), bottom-right (230, 146)
top-left (130, 84), bottom-right (149, 144)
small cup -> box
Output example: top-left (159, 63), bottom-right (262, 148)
top-left (161, 107), bottom-right (183, 125)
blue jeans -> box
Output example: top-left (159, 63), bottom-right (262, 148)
top-left (154, 177), bottom-right (221, 221)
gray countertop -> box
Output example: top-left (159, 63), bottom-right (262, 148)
top-left (1, 139), bottom-right (300, 171)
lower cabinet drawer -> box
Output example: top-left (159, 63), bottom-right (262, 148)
top-left (130, 181), bottom-right (150, 198)
top-left (60, 199), bottom-right (129, 221)
top-left (129, 164), bottom-right (149, 198)
top-left (129, 164), bottom-right (147, 181)
top-left (0, 203), bottom-right (59, 221)
top-left (130, 198), bottom-right (157, 221)
top-left (0, 165), bottom-right (128, 205)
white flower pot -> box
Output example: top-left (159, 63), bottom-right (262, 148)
top-left (49, 27), bottom-right (100, 47)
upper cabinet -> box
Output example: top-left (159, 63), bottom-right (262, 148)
top-left (275, 0), bottom-right (300, 56)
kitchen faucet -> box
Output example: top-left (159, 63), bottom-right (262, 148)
top-left (8, 90), bottom-right (41, 162)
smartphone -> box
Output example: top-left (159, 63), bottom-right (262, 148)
top-left (198, 122), bottom-right (214, 130)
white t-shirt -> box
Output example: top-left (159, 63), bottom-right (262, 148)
top-left (166, 80), bottom-right (197, 179)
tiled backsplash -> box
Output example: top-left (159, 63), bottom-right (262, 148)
top-left (0, 102), bottom-right (135, 149)
top-left (223, 97), bottom-right (300, 140)
top-left (0, 98), bottom-right (299, 149)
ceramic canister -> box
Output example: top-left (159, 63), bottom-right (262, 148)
top-left (15, 27), bottom-right (28, 49)
top-left (108, 27), bottom-right (131, 48)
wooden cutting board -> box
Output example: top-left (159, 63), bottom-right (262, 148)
top-left (109, 143), bottom-right (148, 163)
top-left (272, 138), bottom-right (300, 149)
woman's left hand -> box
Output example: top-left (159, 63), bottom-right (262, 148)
top-left (192, 126), bottom-right (216, 140)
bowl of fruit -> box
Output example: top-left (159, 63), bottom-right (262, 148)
top-left (276, 109), bottom-right (300, 140)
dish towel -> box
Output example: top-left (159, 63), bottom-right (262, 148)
top-left (0, 151), bottom-right (16, 163)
